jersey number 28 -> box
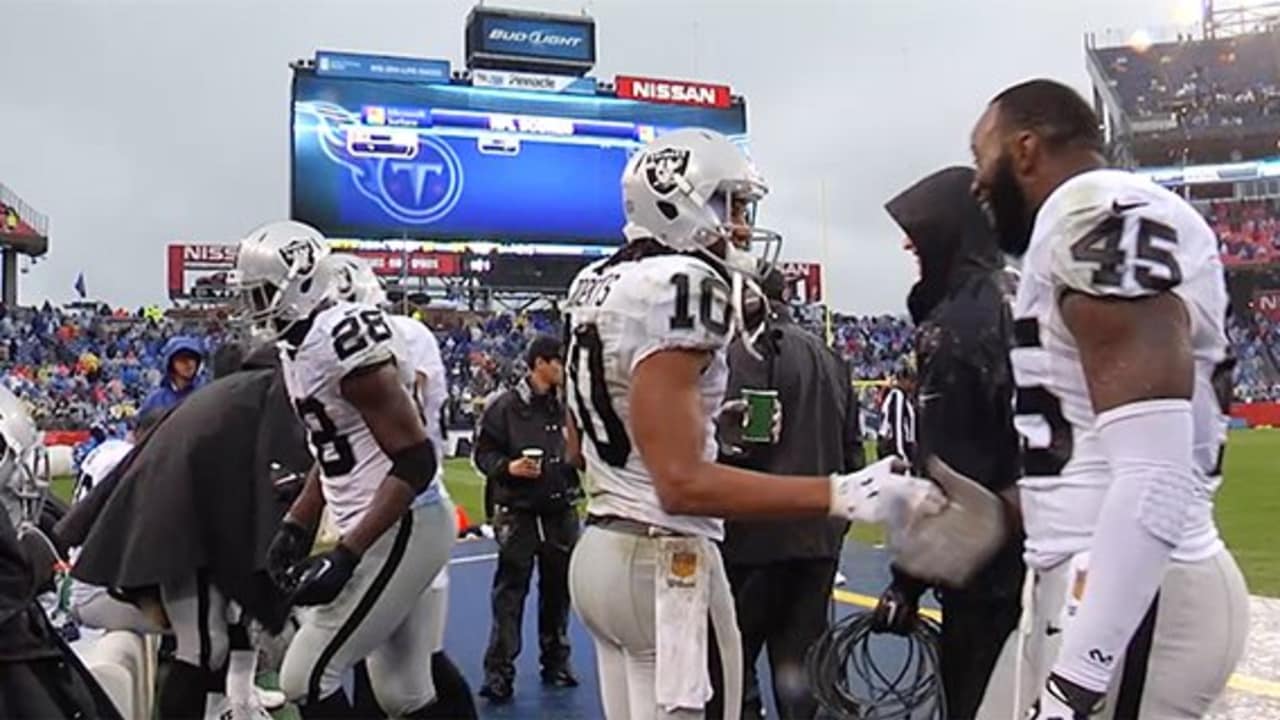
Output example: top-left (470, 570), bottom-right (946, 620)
top-left (332, 310), bottom-right (393, 362)
top-left (296, 398), bottom-right (355, 476)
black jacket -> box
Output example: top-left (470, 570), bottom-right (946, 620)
top-left (473, 378), bottom-right (579, 516)
top-left (718, 304), bottom-right (865, 565)
top-left (885, 165), bottom-right (1024, 599)
top-left (0, 508), bottom-right (57, 662)
top-left (60, 343), bottom-right (310, 632)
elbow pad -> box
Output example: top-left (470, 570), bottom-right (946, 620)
top-left (390, 439), bottom-right (438, 493)
top-left (1096, 398), bottom-right (1197, 545)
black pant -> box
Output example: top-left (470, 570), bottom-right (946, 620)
top-left (708, 558), bottom-right (837, 720)
top-left (482, 505), bottom-right (579, 680)
top-left (936, 590), bottom-right (1021, 719)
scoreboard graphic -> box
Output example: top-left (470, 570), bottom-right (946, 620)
top-left (291, 73), bottom-right (747, 246)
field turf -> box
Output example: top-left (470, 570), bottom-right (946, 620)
top-left (48, 428), bottom-right (1279, 596)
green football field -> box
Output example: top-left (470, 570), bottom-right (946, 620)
top-left (49, 428), bottom-right (1280, 596)
top-left (848, 428), bottom-right (1280, 596)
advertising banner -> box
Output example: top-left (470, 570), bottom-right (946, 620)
top-left (778, 261), bottom-right (823, 303)
top-left (471, 69), bottom-right (596, 95)
top-left (466, 8), bottom-right (596, 74)
top-left (615, 75), bottom-right (732, 109)
top-left (316, 51), bottom-right (451, 84)
top-left (1255, 288), bottom-right (1280, 320)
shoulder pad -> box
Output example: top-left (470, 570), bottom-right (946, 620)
top-left (1038, 172), bottom-right (1190, 298)
top-left (304, 302), bottom-right (396, 379)
top-left (626, 255), bottom-right (733, 369)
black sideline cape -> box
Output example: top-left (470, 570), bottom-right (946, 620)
top-left (59, 346), bottom-right (310, 632)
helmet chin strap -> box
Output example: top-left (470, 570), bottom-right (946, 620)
top-left (722, 241), bottom-right (758, 275)
top-left (731, 272), bottom-right (769, 361)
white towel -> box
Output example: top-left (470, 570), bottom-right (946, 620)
top-left (654, 536), bottom-right (712, 713)
top-left (1061, 551), bottom-right (1091, 630)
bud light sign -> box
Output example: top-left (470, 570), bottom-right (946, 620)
top-left (466, 7), bottom-right (596, 74)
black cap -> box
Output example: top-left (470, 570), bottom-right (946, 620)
top-left (526, 334), bottom-right (563, 366)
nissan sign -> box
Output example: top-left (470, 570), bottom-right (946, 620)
top-left (466, 7), bottom-right (596, 75)
top-left (615, 75), bottom-right (732, 109)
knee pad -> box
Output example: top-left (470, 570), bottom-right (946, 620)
top-left (369, 672), bottom-right (436, 718)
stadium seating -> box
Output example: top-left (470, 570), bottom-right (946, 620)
top-left (1093, 32), bottom-right (1280, 131)
top-left (1, 276), bottom-right (1276, 454)
top-left (1208, 198), bottom-right (1280, 266)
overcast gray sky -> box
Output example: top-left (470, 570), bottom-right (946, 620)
top-left (0, 0), bottom-right (1198, 313)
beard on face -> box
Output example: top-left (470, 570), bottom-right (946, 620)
top-left (987, 153), bottom-right (1035, 257)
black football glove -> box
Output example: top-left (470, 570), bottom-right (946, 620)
top-left (870, 569), bottom-right (927, 636)
top-left (267, 520), bottom-right (314, 589)
top-left (287, 544), bottom-right (360, 607)
top-left (1028, 673), bottom-right (1104, 719)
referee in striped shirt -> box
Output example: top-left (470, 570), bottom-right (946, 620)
top-left (877, 370), bottom-right (916, 464)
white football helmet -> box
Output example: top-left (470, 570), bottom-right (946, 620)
top-left (622, 128), bottom-right (781, 274)
top-left (0, 385), bottom-right (49, 532)
top-left (229, 221), bottom-right (335, 340)
top-left (328, 254), bottom-right (388, 307)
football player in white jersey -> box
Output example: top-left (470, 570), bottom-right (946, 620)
top-left (966, 80), bottom-right (1248, 719)
top-left (327, 253), bottom-right (477, 718)
top-left (564, 128), bottom-right (943, 719)
top-left (231, 222), bottom-right (456, 719)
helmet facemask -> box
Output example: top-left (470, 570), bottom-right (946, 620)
top-left (1, 430), bottom-right (50, 533)
top-left (702, 181), bottom-right (782, 275)
top-left (231, 251), bottom-right (328, 342)
top-left (699, 185), bottom-right (781, 360)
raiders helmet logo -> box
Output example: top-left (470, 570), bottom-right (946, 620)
top-left (644, 147), bottom-right (691, 196)
top-left (279, 239), bottom-right (317, 275)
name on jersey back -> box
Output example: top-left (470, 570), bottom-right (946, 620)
top-left (567, 270), bottom-right (621, 308)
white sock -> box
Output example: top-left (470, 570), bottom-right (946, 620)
top-left (226, 649), bottom-right (257, 706)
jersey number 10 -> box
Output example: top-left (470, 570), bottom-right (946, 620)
top-left (567, 271), bottom-right (730, 469)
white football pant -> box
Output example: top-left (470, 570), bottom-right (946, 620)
top-left (976, 548), bottom-right (1247, 720)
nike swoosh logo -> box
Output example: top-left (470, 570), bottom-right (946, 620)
top-left (1111, 199), bottom-right (1148, 214)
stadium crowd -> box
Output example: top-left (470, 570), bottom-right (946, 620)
top-left (1097, 32), bottom-right (1280, 130)
top-left (1210, 198), bottom-right (1280, 265)
top-left (0, 304), bottom-right (224, 432)
top-left (0, 295), bottom-right (1275, 440)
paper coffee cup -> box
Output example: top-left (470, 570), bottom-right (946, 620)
top-left (522, 448), bottom-right (544, 472)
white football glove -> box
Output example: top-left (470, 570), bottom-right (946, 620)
top-left (828, 458), bottom-right (946, 524)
